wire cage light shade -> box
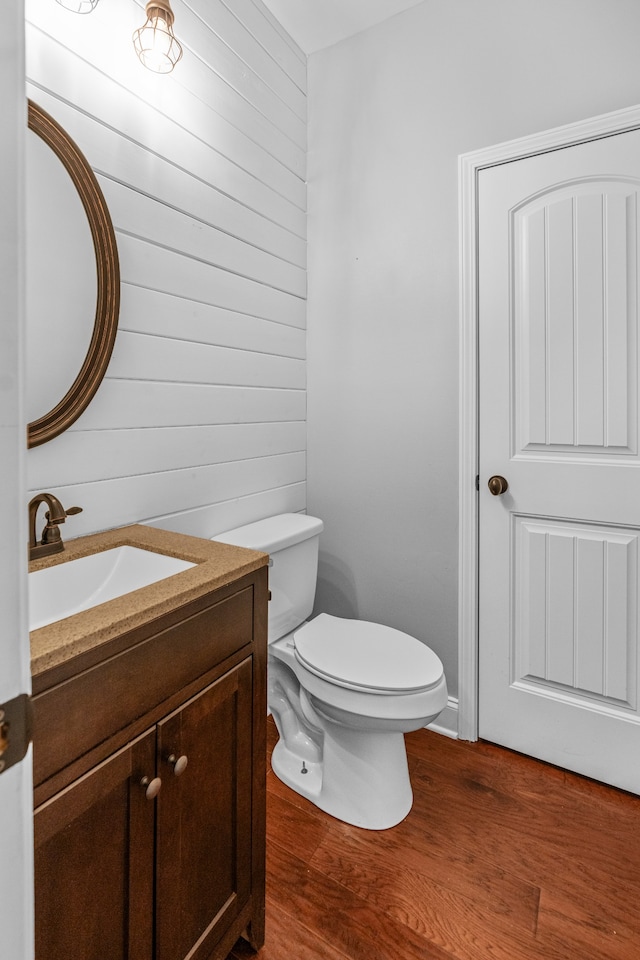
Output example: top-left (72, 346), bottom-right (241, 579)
top-left (55, 0), bottom-right (100, 12)
top-left (133, 0), bottom-right (183, 73)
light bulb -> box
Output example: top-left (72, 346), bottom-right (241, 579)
top-left (133, 1), bottom-right (183, 74)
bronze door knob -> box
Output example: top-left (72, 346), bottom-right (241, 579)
top-left (488, 475), bottom-right (509, 496)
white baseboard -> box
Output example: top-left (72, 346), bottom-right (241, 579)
top-left (426, 697), bottom-right (459, 739)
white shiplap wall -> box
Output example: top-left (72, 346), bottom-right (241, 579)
top-left (25, 0), bottom-right (306, 539)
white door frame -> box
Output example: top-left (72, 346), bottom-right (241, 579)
top-left (458, 103), bottom-right (640, 741)
top-left (0, 1), bottom-right (33, 956)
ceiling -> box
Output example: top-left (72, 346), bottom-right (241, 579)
top-left (260, 0), bottom-right (425, 55)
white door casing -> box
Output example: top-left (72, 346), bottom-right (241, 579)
top-left (477, 130), bottom-right (640, 792)
top-left (458, 104), bottom-right (640, 750)
top-left (0, 2), bottom-right (34, 957)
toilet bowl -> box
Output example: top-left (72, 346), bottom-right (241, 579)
top-left (269, 616), bottom-right (447, 828)
top-left (213, 514), bottom-right (447, 830)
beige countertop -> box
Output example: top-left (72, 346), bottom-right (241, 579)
top-left (29, 524), bottom-right (268, 678)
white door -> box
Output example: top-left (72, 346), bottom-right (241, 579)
top-left (0, 2), bottom-right (34, 956)
top-left (478, 128), bottom-right (640, 793)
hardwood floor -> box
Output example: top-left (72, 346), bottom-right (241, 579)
top-left (230, 718), bottom-right (640, 960)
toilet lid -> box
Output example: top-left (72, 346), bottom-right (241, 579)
top-left (293, 613), bottom-right (444, 694)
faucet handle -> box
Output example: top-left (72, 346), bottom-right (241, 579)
top-left (41, 505), bottom-right (83, 546)
top-left (44, 505), bottom-right (82, 524)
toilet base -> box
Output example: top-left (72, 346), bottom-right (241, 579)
top-left (271, 739), bottom-right (323, 798)
top-left (271, 722), bottom-right (413, 830)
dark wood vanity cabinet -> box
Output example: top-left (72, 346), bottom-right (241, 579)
top-left (155, 660), bottom-right (253, 960)
top-left (32, 567), bottom-right (267, 960)
top-left (34, 730), bottom-right (157, 960)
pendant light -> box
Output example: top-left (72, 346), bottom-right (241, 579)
top-left (133, 0), bottom-right (183, 74)
top-left (55, 0), bottom-right (100, 12)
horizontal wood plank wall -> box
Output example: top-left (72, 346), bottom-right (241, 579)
top-left (25, 0), bottom-right (307, 539)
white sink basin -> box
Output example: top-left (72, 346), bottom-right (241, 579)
top-left (29, 546), bottom-right (195, 631)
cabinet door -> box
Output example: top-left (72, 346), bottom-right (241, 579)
top-left (34, 730), bottom-right (156, 960)
top-left (155, 659), bottom-right (253, 960)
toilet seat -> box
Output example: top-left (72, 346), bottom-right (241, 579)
top-left (293, 613), bottom-right (444, 695)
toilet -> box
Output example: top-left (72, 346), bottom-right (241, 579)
top-left (213, 513), bottom-right (447, 830)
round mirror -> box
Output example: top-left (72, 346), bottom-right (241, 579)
top-left (26, 100), bottom-right (120, 448)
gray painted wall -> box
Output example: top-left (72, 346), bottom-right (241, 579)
top-left (306, 0), bottom-right (640, 698)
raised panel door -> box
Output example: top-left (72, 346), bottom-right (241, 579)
top-left (479, 128), bottom-right (640, 792)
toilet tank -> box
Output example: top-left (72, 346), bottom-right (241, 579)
top-left (212, 514), bottom-right (324, 642)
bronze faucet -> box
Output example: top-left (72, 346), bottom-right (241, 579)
top-left (28, 493), bottom-right (83, 562)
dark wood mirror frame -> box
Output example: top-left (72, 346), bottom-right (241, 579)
top-left (27, 100), bottom-right (120, 448)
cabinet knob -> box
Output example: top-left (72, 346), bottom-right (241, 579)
top-left (140, 775), bottom-right (162, 800)
top-left (167, 753), bottom-right (188, 777)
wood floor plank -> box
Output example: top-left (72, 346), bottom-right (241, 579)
top-left (267, 789), bottom-right (331, 862)
top-left (534, 886), bottom-right (640, 960)
top-left (236, 720), bottom-right (640, 960)
top-left (416, 756), bottom-right (637, 890)
top-left (309, 819), bottom-right (541, 934)
top-left (309, 833), bottom-right (549, 960)
top-left (267, 839), bottom-right (456, 960)
top-left (405, 788), bottom-right (640, 960)
top-left (229, 900), bottom-right (352, 960)
top-left (406, 730), bottom-right (640, 828)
